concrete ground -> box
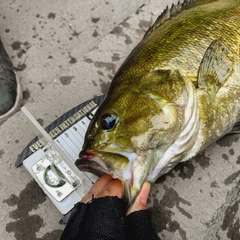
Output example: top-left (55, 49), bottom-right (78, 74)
top-left (0, 0), bottom-right (240, 239)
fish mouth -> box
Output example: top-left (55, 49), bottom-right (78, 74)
top-left (75, 160), bottom-right (105, 177)
top-left (76, 150), bottom-right (110, 176)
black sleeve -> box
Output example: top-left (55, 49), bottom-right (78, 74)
top-left (125, 210), bottom-right (160, 240)
top-left (60, 196), bottom-right (160, 240)
top-left (60, 196), bottom-right (126, 240)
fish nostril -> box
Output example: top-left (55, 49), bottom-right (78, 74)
top-left (88, 135), bottom-right (93, 140)
top-left (87, 135), bottom-right (94, 144)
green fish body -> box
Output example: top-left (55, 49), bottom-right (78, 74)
top-left (76, 0), bottom-right (240, 203)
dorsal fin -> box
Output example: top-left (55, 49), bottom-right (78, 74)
top-left (143, 0), bottom-right (197, 38)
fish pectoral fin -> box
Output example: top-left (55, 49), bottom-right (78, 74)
top-left (197, 40), bottom-right (234, 95)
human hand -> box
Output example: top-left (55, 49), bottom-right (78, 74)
top-left (81, 173), bottom-right (151, 215)
top-left (61, 174), bottom-right (158, 240)
top-left (81, 173), bottom-right (124, 203)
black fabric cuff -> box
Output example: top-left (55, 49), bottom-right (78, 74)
top-left (60, 196), bottom-right (160, 240)
top-left (125, 210), bottom-right (160, 240)
top-left (60, 196), bottom-right (126, 240)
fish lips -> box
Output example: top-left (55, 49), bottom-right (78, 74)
top-left (75, 150), bottom-right (108, 177)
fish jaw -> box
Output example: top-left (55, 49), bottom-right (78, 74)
top-left (76, 150), bottom-right (110, 177)
top-left (105, 151), bottom-right (151, 204)
top-left (98, 144), bottom-right (150, 204)
top-left (80, 151), bottom-right (109, 172)
top-left (76, 148), bottom-right (150, 204)
top-left (76, 148), bottom-right (131, 180)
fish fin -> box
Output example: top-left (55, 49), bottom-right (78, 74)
top-left (144, 0), bottom-right (197, 38)
top-left (197, 40), bottom-right (234, 95)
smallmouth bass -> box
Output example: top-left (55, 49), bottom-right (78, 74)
top-left (76, 0), bottom-right (240, 203)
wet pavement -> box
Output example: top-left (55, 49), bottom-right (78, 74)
top-left (1, 0), bottom-right (240, 239)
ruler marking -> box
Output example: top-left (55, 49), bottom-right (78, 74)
top-left (55, 136), bottom-right (77, 161)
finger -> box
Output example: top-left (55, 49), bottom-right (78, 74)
top-left (126, 182), bottom-right (151, 216)
top-left (81, 174), bottom-right (113, 203)
top-left (97, 178), bottom-right (124, 199)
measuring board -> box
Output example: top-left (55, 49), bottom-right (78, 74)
top-left (16, 96), bottom-right (104, 216)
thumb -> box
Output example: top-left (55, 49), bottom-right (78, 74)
top-left (126, 182), bottom-right (151, 216)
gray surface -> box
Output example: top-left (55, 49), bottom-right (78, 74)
top-left (1, 0), bottom-right (240, 239)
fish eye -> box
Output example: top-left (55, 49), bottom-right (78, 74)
top-left (99, 112), bottom-right (118, 130)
